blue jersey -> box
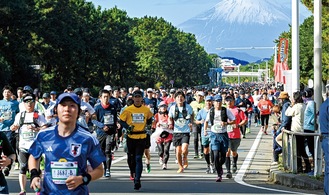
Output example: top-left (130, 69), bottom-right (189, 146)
top-left (319, 98), bottom-right (329, 134)
top-left (196, 108), bottom-right (211, 133)
top-left (143, 97), bottom-right (158, 114)
top-left (29, 125), bottom-right (105, 195)
top-left (168, 103), bottom-right (193, 133)
top-left (0, 99), bottom-right (19, 136)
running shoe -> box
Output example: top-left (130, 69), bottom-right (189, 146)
top-left (246, 128), bottom-right (250, 133)
top-left (129, 173), bottom-right (135, 181)
top-left (177, 167), bottom-right (184, 173)
top-left (226, 172), bottom-right (232, 179)
top-left (134, 181), bottom-right (141, 190)
top-left (18, 191), bottom-right (26, 195)
top-left (159, 157), bottom-right (163, 165)
top-left (193, 155), bottom-right (199, 159)
top-left (206, 166), bottom-right (211, 174)
top-left (162, 164), bottom-right (167, 170)
top-left (210, 164), bottom-right (215, 174)
top-left (105, 169), bottom-right (111, 177)
top-left (145, 164), bottom-right (151, 173)
top-left (215, 176), bottom-right (222, 182)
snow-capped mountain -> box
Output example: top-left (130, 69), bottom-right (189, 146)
top-left (178, 0), bottom-right (311, 62)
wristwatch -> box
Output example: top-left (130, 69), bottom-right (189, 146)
top-left (82, 173), bottom-right (91, 185)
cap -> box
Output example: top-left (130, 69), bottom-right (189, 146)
top-left (225, 95), bottom-right (234, 102)
top-left (67, 85), bottom-right (73, 90)
top-left (50, 91), bottom-right (57, 95)
top-left (56, 93), bottom-right (81, 106)
top-left (161, 90), bottom-right (167, 93)
top-left (170, 89), bottom-right (176, 93)
top-left (239, 90), bottom-right (245, 95)
top-left (205, 95), bottom-right (214, 101)
top-left (133, 90), bottom-right (143, 97)
top-left (214, 94), bottom-right (222, 102)
top-left (147, 88), bottom-right (153, 92)
top-left (42, 93), bottom-right (50, 98)
top-left (158, 101), bottom-right (167, 107)
top-left (23, 94), bottom-right (36, 102)
top-left (83, 88), bottom-right (90, 93)
top-left (82, 92), bottom-right (90, 97)
top-left (187, 89), bottom-right (192, 94)
top-left (197, 91), bottom-right (205, 96)
top-left (159, 86), bottom-right (164, 89)
top-left (73, 88), bottom-right (83, 96)
top-left (104, 85), bottom-right (112, 91)
top-left (23, 85), bottom-right (33, 94)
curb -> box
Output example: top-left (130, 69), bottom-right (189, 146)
top-left (269, 166), bottom-right (323, 190)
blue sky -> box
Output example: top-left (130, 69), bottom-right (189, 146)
top-left (90, 0), bottom-right (219, 26)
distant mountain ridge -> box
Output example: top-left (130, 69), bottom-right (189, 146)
top-left (178, 0), bottom-right (311, 62)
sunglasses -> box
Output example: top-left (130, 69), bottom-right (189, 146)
top-left (24, 99), bottom-right (35, 103)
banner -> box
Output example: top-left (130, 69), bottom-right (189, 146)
top-left (277, 38), bottom-right (289, 63)
top-left (274, 38), bottom-right (289, 83)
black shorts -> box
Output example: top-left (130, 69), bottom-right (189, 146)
top-left (172, 133), bottom-right (190, 147)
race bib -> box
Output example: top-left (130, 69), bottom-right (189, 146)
top-left (175, 118), bottom-right (187, 127)
top-left (22, 131), bottom-right (35, 140)
top-left (51, 161), bottom-right (78, 184)
top-left (2, 111), bottom-right (12, 120)
top-left (132, 113), bottom-right (145, 123)
top-left (226, 125), bottom-right (233, 133)
top-left (103, 114), bottom-right (114, 125)
top-left (211, 123), bottom-right (223, 133)
top-left (240, 107), bottom-right (246, 112)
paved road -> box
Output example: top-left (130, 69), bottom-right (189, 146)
top-left (6, 124), bottom-right (323, 195)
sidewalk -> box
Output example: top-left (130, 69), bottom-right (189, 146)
top-left (245, 126), bottom-right (324, 191)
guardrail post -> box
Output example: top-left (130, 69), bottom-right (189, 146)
top-left (314, 135), bottom-right (323, 176)
top-left (291, 134), bottom-right (297, 174)
top-left (282, 131), bottom-right (290, 170)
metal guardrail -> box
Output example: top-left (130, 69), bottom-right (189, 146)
top-left (282, 129), bottom-right (322, 176)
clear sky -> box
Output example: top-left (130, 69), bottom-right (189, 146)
top-left (90, 0), bottom-right (219, 26)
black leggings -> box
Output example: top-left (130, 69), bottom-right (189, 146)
top-left (157, 141), bottom-right (172, 164)
top-left (213, 150), bottom-right (226, 176)
top-left (193, 124), bottom-right (203, 155)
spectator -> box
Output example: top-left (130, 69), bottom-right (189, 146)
top-left (285, 91), bottom-right (311, 173)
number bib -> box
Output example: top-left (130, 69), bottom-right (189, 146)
top-left (226, 125), bottom-right (233, 133)
top-left (2, 111), bottom-right (12, 120)
top-left (211, 123), bottom-right (223, 133)
top-left (132, 113), bottom-right (144, 123)
top-left (51, 161), bottom-right (78, 184)
top-left (103, 114), bottom-right (114, 125)
top-left (22, 131), bottom-right (35, 140)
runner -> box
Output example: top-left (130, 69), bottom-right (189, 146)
top-left (257, 92), bottom-right (274, 135)
top-left (204, 95), bottom-right (235, 182)
top-left (28, 93), bottom-right (105, 194)
top-left (168, 90), bottom-right (194, 173)
top-left (10, 93), bottom-right (47, 195)
top-left (224, 95), bottom-right (247, 178)
top-left (93, 89), bottom-right (118, 178)
top-left (119, 90), bottom-right (153, 190)
top-left (197, 95), bottom-right (215, 173)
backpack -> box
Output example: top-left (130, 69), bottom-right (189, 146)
top-left (209, 107), bottom-right (227, 126)
top-left (174, 103), bottom-right (188, 121)
top-left (19, 111), bottom-right (40, 128)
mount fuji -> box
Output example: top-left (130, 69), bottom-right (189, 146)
top-left (178, 0), bottom-right (311, 62)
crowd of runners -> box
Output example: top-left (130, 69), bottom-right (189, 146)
top-left (0, 83), bottom-right (328, 193)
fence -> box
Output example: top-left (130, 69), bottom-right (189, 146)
top-left (282, 129), bottom-right (322, 176)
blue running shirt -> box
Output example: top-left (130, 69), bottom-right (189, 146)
top-left (29, 125), bottom-right (105, 195)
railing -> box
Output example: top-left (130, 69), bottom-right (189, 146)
top-left (282, 129), bottom-right (322, 176)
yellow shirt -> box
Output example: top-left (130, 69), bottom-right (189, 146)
top-left (119, 104), bottom-right (153, 139)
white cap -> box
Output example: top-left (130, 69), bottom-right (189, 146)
top-left (104, 85), bottom-right (112, 91)
top-left (197, 91), bottom-right (205, 96)
top-left (147, 88), bottom-right (153, 92)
